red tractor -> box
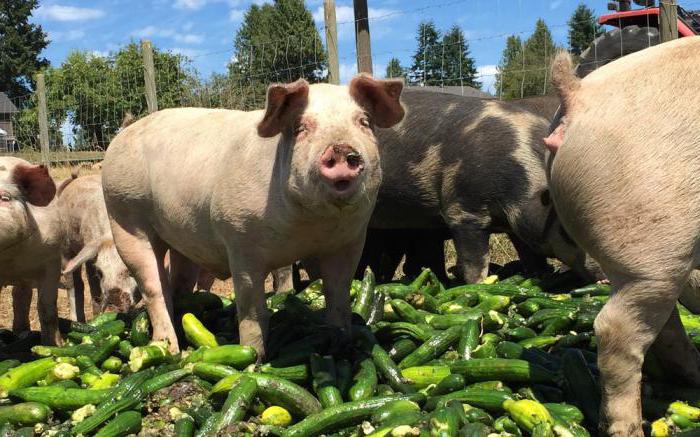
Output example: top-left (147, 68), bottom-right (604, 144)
top-left (576, 0), bottom-right (700, 77)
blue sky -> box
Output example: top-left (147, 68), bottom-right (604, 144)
top-left (33, 0), bottom-right (617, 94)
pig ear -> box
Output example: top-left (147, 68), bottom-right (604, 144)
top-left (349, 74), bottom-right (405, 128)
top-left (12, 164), bottom-right (56, 207)
top-left (257, 79), bottom-right (310, 138)
top-left (62, 241), bottom-right (101, 275)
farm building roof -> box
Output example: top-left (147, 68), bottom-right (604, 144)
top-left (406, 85), bottom-right (494, 99)
top-left (0, 93), bottom-right (18, 114)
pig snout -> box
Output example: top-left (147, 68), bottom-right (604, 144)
top-left (102, 288), bottom-right (133, 313)
top-left (319, 144), bottom-right (364, 193)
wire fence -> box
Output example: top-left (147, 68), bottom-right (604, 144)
top-left (1, 1), bottom-right (685, 166)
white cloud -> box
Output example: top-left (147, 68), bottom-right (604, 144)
top-left (169, 47), bottom-right (204, 58)
top-left (174, 0), bottom-right (208, 10)
top-left (549, 0), bottom-right (563, 10)
top-left (175, 34), bottom-right (204, 44)
top-left (48, 29), bottom-right (85, 42)
top-left (229, 9), bottom-right (245, 22)
top-left (477, 64), bottom-right (498, 94)
top-left (131, 26), bottom-right (203, 44)
top-left (90, 50), bottom-right (109, 58)
top-left (36, 5), bottom-right (105, 21)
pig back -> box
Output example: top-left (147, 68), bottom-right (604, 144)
top-left (372, 90), bottom-right (550, 231)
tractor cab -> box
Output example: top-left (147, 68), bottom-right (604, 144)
top-left (600, 0), bottom-right (700, 36)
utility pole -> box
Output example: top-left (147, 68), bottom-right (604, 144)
top-left (353, 0), bottom-right (373, 75)
top-left (659, 0), bottom-right (678, 43)
top-left (141, 40), bottom-right (158, 113)
top-left (324, 0), bottom-right (340, 84)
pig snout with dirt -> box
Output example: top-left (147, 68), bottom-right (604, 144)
top-left (365, 89), bottom-right (601, 285)
top-left (547, 38), bottom-right (700, 436)
top-left (102, 75), bottom-right (405, 356)
top-left (58, 174), bottom-right (138, 320)
top-left (0, 157), bottom-right (62, 345)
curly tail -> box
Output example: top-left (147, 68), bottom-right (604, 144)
top-left (56, 167), bottom-right (79, 197)
top-left (551, 50), bottom-right (580, 115)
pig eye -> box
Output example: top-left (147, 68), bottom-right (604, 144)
top-left (359, 116), bottom-right (371, 128)
top-left (294, 122), bottom-right (307, 136)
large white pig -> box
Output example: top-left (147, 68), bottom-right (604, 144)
top-left (0, 157), bottom-right (62, 345)
top-left (102, 75), bottom-right (405, 357)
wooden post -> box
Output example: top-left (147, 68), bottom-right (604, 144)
top-left (353, 0), bottom-right (373, 75)
top-left (142, 39), bottom-right (158, 113)
top-left (36, 73), bottom-right (50, 165)
top-left (660, 0), bottom-right (678, 43)
top-left (324, 0), bottom-right (340, 85)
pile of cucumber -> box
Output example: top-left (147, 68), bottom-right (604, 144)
top-left (1, 268), bottom-right (700, 436)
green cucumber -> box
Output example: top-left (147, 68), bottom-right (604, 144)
top-left (117, 340), bottom-right (133, 359)
top-left (374, 322), bottom-right (434, 343)
top-left (391, 299), bottom-right (427, 324)
top-left (182, 313), bottom-right (218, 348)
top-left (496, 341), bottom-right (524, 359)
top-left (348, 358), bottom-right (377, 401)
top-left (9, 386), bottom-right (112, 411)
top-left (258, 363), bottom-right (309, 384)
top-left (462, 405), bottom-right (493, 425)
top-left (544, 403), bottom-right (584, 424)
top-left (459, 422), bottom-right (490, 437)
top-left (129, 311), bottom-right (151, 347)
top-left (458, 319), bottom-right (481, 360)
top-left (101, 356), bottom-right (123, 372)
top-left (129, 342), bottom-right (170, 371)
top-left (430, 405), bottom-right (460, 436)
top-left (371, 399), bottom-right (421, 424)
top-left (504, 326), bottom-right (538, 341)
top-left (425, 312), bottom-right (482, 330)
top-left (428, 374), bottom-right (465, 396)
top-left (283, 394), bottom-right (420, 437)
top-left (184, 345), bottom-right (257, 369)
top-left (494, 415), bottom-right (522, 436)
top-left (352, 268), bottom-right (376, 322)
top-left (371, 344), bottom-right (415, 394)
top-left (389, 339), bottom-right (418, 362)
top-left (399, 326), bottom-right (461, 369)
top-left (426, 388), bottom-right (512, 412)
top-left (401, 366), bottom-right (451, 388)
top-left (376, 283), bottom-right (415, 299)
top-left (0, 358), bottom-right (55, 397)
top-left (519, 336), bottom-right (560, 349)
top-left (88, 312), bottom-right (118, 327)
top-left (215, 375), bottom-right (258, 433)
top-left (310, 354), bottom-right (343, 408)
top-left (211, 372), bottom-right (322, 418)
top-left (0, 402), bottom-right (51, 426)
top-left (192, 362), bottom-right (237, 382)
top-left (93, 410), bottom-right (142, 437)
top-left (0, 360), bottom-right (20, 377)
top-left (174, 416), bottom-right (195, 437)
top-left (448, 358), bottom-right (556, 383)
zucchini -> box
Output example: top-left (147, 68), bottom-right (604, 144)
top-left (0, 358), bottom-right (55, 397)
top-left (401, 366), bottom-right (451, 389)
top-left (399, 326), bottom-right (461, 369)
top-left (458, 319), bottom-right (481, 360)
top-left (448, 358), bottom-right (556, 383)
top-left (182, 313), bottom-right (218, 348)
top-left (93, 410), bottom-right (142, 437)
top-left (352, 268), bottom-right (376, 322)
top-left (283, 394), bottom-right (419, 437)
top-left (211, 372), bottom-right (322, 418)
top-left (349, 358), bottom-right (377, 401)
top-left (310, 354), bottom-right (343, 408)
top-left (9, 386), bottom-right (112, 411)
top-left (184, 345), bottom-right (257, 369)
top-left (0, 402), bottom-right (51, 426)
top-left (129, 311), bottom-right (151, 347)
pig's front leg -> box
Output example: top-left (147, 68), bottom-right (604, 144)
top-left (67, 270), bottom-right (86, 322)
top-left (37, 263), bottom-right (62, 345)
top-left (319, 238), bottom-right (365, 335)
top-left (231, 267), bottom-right (268, 361)
top-left (12, 283), bottom-right (32, 333)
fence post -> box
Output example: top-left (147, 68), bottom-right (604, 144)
top-left (659, 0), bottom-right (678, 43)
top-left (36, 74), bottom-right (50, 165)
top-left (142, 39), bottom-right (158, 113)
top-left (353, 0), bottom-right (373, 75)
top-left (324, 0), bottom-right (340, 85)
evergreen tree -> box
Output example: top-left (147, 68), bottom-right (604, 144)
top-left (409, 21), bottom-right (441, 86)
top-left (0, 0), bottom-right (49, 98)
top-left (441, 25), bottom-right (480, 88)
top-left (568, 3), bottom-right (601, 57)
top-left (495, 19), bottom-right (557, 99)
top-left (229, 0), bottom-right (326, 108)
top-left (385, 58), bottom-right (405, 79)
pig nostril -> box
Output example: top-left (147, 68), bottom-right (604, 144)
top-left (346, 153), bottom-right (362, 169)
top-left (325, 158), bottom-right (336, 168)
